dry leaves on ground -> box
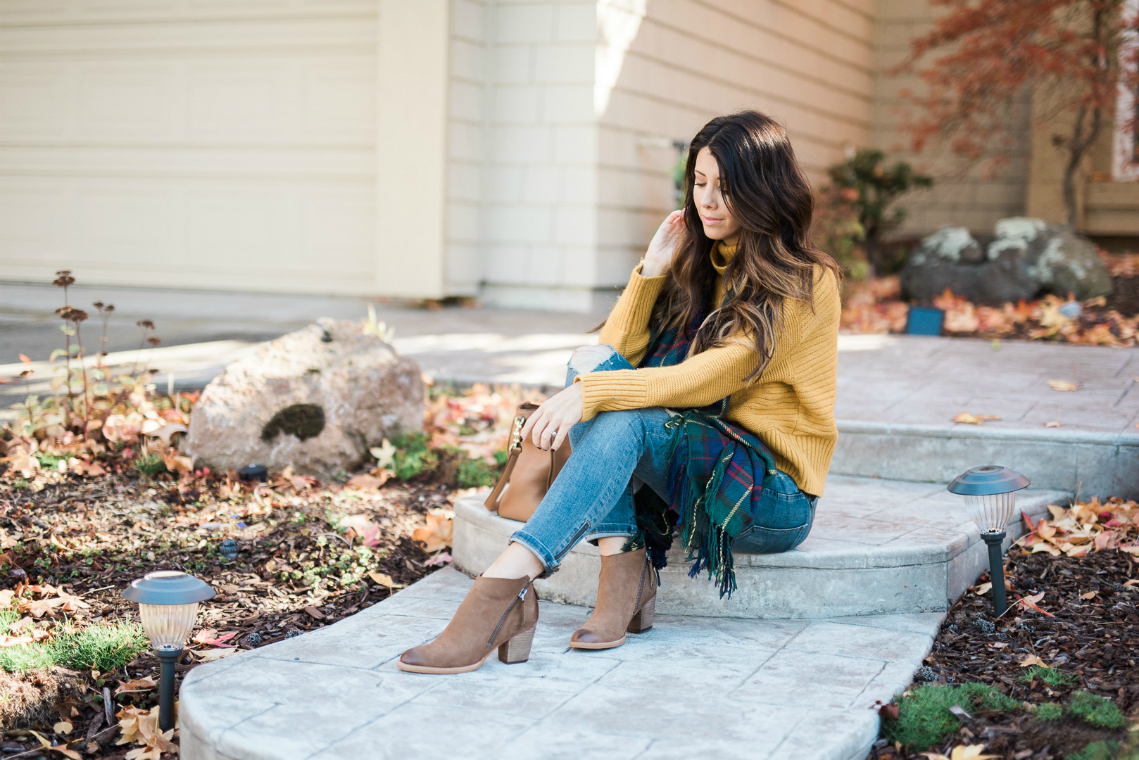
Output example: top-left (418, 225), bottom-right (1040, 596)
top-left (840, 269), bottom-right (1139, 347)
top-left (951, 413), bottom-right (1001, 426)
top-left (116, 705), bottom-right (178, 759)
top-left (1018, 498), bottom-right (1139, 558)
top-left (411, 509), bottom-right (453, 553)
top-left (922, 745), bottom-right (998, 760)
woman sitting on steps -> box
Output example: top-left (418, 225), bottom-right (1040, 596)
top-left (399, 110), bottom-right (842, 674)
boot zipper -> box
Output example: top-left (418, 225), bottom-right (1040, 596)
top-left (486, 587), bottom-right (528, 648)
top-left (553, 522), bottom-right (591, 562)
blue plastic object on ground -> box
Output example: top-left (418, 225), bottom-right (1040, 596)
top-left (905, 306), bottom-right (944, 336)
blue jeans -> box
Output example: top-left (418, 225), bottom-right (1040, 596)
top-left (509, 345), bottom-right (818, 575)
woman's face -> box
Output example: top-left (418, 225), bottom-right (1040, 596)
top-left (692, 146), bottom-right (742, 245)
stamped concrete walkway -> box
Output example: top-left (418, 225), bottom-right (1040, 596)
top-left (181, 568), bottom-right (942, 760)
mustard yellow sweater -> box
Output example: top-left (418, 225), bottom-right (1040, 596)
top-left (577, 242), bottom-right (840, 497)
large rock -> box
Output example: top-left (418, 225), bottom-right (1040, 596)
top-left (185, 318), bottom-right (423, 479)
top-left (901, 218), bottom-right (1113, 305)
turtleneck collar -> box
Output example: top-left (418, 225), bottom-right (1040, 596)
top-left (711, 240), bottom-right (738, 275)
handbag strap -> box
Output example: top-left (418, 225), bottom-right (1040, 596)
top-left (484, 445), bottom-right (521, 512)
top-left (485, 406), bottom-right (532, 512)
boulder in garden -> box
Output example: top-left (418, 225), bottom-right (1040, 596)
top-left (185, 318), bottom-right (423, 479)
top-left (901, 218), bottom-right (1113, 305)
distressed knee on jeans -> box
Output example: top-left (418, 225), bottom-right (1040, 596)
top-left (568, 344), bottom-right (617, 374)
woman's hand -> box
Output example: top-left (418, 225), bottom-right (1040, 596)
top-left (642, 210), bottom-right (686, 278)
top-left (520, 383), bottom-right (583, 452)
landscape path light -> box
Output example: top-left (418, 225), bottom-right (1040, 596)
top-left (948, 465), bottom-right (1030, 618)
top-left (123, 571), bottom-right (215, 731)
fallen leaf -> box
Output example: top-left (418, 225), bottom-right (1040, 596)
top-left (424, 552), bottom-right (452, 567)
top-left (1015, 592), bottom-right (1055, 617)
top-left (923, 744), bottom-right (1001, 760)
top-left (412, 509), bottom-right (454, 552)
top-left (1044, 421), bottom-right (1061, 428)
top-left (116, 705), bottom-right (178, 758)
top-left (192, 629), bottom-right (237, 647)
top-left (1081, 590), bottom-right (1098, 600)
top-left (367, 571), bottom-right (404, 590)
top-left (346, 471), bottom-right (393, 491)
top-left (339, 515), bottom-right (382, 546)
top-left (975, 582), bottom-right (992, 596)
top-left (53, 721), bottom-right (72, 735)
top-left (370, 439), bottom-right (397, 469)
top-left (1019, 654), bottom-right (1049, 668)
top-left (303, 605), bottom-right (325, 620)
top-left (952, 413), bottom-right (1001, 425)
top-left (0, 634), bottom-right (34, 647)
top-left (19, 354), bottom-right (31, 364)
top-left (1047, 379), bottom-right (1078, 391)
top-left (878, 703), bottom-right (899, 720)
top-left (948, 704), bottom-right (972, 720)
top-left (115, 677), bottom-right (157, 695)
top-left (29, 730), bottom-right (81, 760)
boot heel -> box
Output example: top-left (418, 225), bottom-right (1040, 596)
top-left (498, 626), bottom-right (535, 664)
top-left (627, 596), bottom-right (655, 633)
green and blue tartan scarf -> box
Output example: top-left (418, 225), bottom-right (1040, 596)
top-left (629, 301), bottom-right (779, 599)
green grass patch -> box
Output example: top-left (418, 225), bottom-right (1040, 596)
top-left (882, 683), bottom-right (1022, 752)
top-left (456, 457), bottom-right (500, 489)
top-left (0, 607), bottom-right (19, 634)
top-left (133, 453), bottom-right (167, 477)
top-left (32, 452), bottom-right (66, 471)
top-left (1033, 702), bottom-right (1064, 721)
top-left (1068, 740), bottom-right (1139, 760)
top-left (1069, 691), bottom-right (1128, 730)
top-left (390, 433), bottom-right (439, 481)
top-left (1019, 665), bottom-right (1078, 687)
top-left (0, 641), bottom-right (57, 672)
top-left (0, 620), bottom-right (148, 674)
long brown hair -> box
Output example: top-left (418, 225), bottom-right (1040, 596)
top-left (654, 111), bottom-right (841, 381)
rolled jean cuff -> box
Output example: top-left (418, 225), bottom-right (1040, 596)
top-left (508, 530), bottom-right (561, 576)
top-left (583, 522), bottom-right (638, 544)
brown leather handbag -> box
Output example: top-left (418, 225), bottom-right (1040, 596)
top-left (484, 403), bottom-right (572, 522)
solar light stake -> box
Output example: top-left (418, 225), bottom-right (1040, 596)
top-left (981, 530), bottom-right (1009, 618)
top-left (124, 571), bottom-right (215, 731)
top-left (947, 466), bottom-right (1031, 618)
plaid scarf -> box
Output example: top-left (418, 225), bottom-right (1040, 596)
top-left (629, 299), bottom-right (778, 598)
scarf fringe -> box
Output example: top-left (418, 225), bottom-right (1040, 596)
top-left (680, 437), bottom-right (739, 599)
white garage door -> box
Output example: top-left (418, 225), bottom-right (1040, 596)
top-left (0, 0), bottom-right (379, 295)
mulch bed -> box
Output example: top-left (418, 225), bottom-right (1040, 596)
top-left (0, 469), bottom-right (451, 758)
top-left (869, 546), bottom-right (1139, 760)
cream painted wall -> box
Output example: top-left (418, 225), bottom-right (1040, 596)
top-left (446, 0), bottom-right (487, 296)
top-left (477, 0), bottom-right (602, 311)
top-left (872, 0), bottom-right (1032, 237)
top-left (375, 0), bottom-right (450, 299)
top-left (594, 0), bottom-right (878, 296)
top-left (0, 1), bottom-right (382, 295)
top-left (478, 0), bottom-right (879, 311)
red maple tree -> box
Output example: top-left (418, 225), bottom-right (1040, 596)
top-left (892, 0), bottom-right (1139, 228)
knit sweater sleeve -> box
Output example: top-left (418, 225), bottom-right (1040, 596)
top-left (596, 262), bottom-right (667, 367)
top-left (576, 340), bottom-right (756, 421)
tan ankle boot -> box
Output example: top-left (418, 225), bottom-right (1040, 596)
top-left (398, 575), bottom-right (538, 674)
top-left (569, 548), bottom-right (656, 650)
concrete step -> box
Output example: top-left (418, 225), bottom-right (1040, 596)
top-left (180, 568), bottom-right (944, 760)
top-left (452, 475), bottom-right (1070, 619)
